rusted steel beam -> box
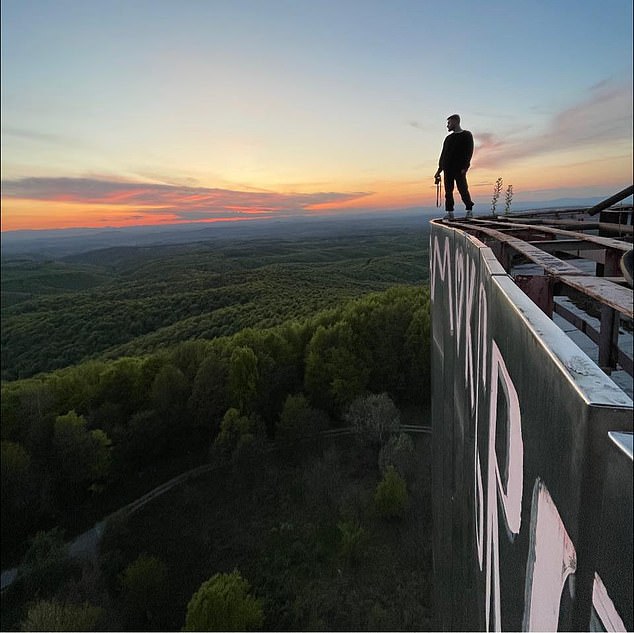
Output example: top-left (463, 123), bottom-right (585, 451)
top-left (528, 239), bottom-right (605, 253)
top-left (598, 222), bottom-right (634, 235)
top-left (553, 302), bottom-right (633, 377)
top-left (518, 218), bottom-right (598, 227)
top-left (553, 301), bottom-right (601, 343)
top-left (598, 306), bottom-right (621, 371)
top-left (504, 218), bottom-right (634, 235)
top-left (473, 218), bottom-right (632, 252)
top-left (515, 275), bottom-right (554, 316)
top-left (599, 209), bottom-right (633, 238)
top-left (587, 185), bottom-right (634, 216)
top-left (446, 218), bottom-right (633, 382)
top-left (510, 243), bottom-right (584, 274)
top-left (621, 249), bottom-right (633, 286)
top-left (620, 348), bottom-right (634, 376)
top-left (452, 221), bottom-right (588, 275)
top-left (604, 250), bottom-right (622, 276)
top-left (518, 229), bottom-right (556, 242)
top-left (558, 276), bottom-right (634, 319)
top-left (505, 207), bottom-right (590, 218)
top-left (597, 247), bottom-right (623, 280)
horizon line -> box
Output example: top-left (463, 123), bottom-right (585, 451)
top-left (4, 198), bottom-right (632, 237)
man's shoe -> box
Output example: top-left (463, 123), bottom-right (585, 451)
top-left (465, 210), bottom-right (473, 219)
top-left (443, 212), bottom-right (455, 221)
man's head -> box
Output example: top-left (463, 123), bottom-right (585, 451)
top-left (446, 114), bottom-right (461, 132)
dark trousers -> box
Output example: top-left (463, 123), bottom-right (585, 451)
top-left (444, 170), bottom-right (473, 211)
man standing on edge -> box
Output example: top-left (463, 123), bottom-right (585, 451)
top-left (434, 114), bottom-right (474, 220)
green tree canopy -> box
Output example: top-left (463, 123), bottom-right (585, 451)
top-left (119, 554), bottom-right (168, 626)
top-left (20, 599), bottom-right (103, 632)
top-left (304, 322), bottom-right (370, 413)
top-left (374, 465), bottom-right (409, 520)
top-left (122, 409), bottom-right (168, 463)
top-left (51, 411), bottom-right (111, 497)
top-left (17, 528), bottom-right (72, 597)
top-left (1, 380), bottom-right (53, 444)
top-left (188, 352), bottom-right (229, 431)
top-left (95, 357), bottom-right (145, 416)
top-left (277, 393), bottom-right (327, 444)
top-left (378, 432), bottom-right (416, 482)
top-left (345, 393), bottom-right (400, 448)
top-left (403, 301), bottom-right (431, 405)
top-left (337, 519), bottom-right (367, 565)
top-left (1, 440), bottom-right (34, 514)
top-left (183, 570), bottom-right (264, 632)
top-left (150, 363), bottom-right (190, 420)
top-left (1, 440), bottom-right (30, 484)
top-left (213, 408), bottom-right (255, 459)
top-left (227, 346), bottom-right (259, 413)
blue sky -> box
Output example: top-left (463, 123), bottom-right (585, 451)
top-left (1, 0), bottom-right (632, 229)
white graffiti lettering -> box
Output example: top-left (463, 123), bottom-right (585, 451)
top-left (484, 341), bottom-right (524, 631)
top-left (431, 235), bottom-right (454, 335)
top-left (465, 257), bottom-right (477, 410)
top-left (431, 229), bottom-right (627, 631)
top-left (474, 281), bottom-right (487, 571)
top-left (455, 246), bottom-right (465, 349)
top-left (522, 478), bottom-right (577, 631)
top-left (591, 572), bottom-right (627, 632)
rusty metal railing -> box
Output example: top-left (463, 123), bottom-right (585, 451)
top-left (429, 206), bottom-right (633, 630)
top-left (442, 192), bottom-right (633, 385)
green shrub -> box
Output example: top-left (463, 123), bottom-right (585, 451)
top-left (378, 432), bottom-right (416, 481)
top-left (337, 519), bottom-right (367, 564)
top-left (374, 465), bottom-right (409, 519)
top-left (20, 599), bottom-right (103, 631)
top-left (367, 601), bottom-right (394, 631)
top-left (277, 393), bottom-right (328, 447)
top-left (183, 570), bottom-right (263, 631)
top-left (119, 554), bottom-right (168, 625)
top-left (17, 528), bottom-right (72, 598)
top-left (213, 408), bottom-right (251, 456)
top-left (346, 393), bottom-right (400, 448)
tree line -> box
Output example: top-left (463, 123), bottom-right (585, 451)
top-left (4, 412), bottom-right (433, 631)
top-left (1, 285), bottom-right (430, 564)
top-left (2, 229), bottom-right (428, 380)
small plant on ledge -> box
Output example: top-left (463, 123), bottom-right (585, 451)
top-left (491, 177), bottom-right (503, 217)
top-left (504, 184), bottom-right (514, 215)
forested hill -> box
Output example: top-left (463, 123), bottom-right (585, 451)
top-left (2, 221), bottom-right (433, 630)
top-left (0, 209), bottom-right (432, 259)
top-left (1, 224), bottom-right (429, 381)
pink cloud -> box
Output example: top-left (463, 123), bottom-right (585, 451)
top-left (1, 177), bottom-right (372, 221)
top-left (474, 80), bottom-right (633, 169)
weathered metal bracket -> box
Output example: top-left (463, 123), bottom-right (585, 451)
top-left (514, 274), bottom-right (554, 316)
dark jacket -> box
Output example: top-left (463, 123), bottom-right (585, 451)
top-left (438, 130), bottom-right (474, 172)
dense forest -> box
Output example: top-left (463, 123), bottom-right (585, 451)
top-left (1, 223), bottom-right (433, 631)
top-left (1, 227), bottom-right (428, 380)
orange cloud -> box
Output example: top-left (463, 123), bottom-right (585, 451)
top-left (1, 177), bottom-right (373, 230)
top-left (1, 199), bottom-right (181, 231)
top-left (308, 179), bottom-right (426, 211)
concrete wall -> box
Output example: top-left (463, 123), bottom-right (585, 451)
top-left (430, 221), bottom-right (633, 631)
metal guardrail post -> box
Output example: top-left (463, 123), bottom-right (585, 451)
top-left (599, 306), bottom-right (621, 372)
top-left (514, 275), bottom-right (555, 316)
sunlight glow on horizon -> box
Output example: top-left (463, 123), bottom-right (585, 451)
top-left (1, 0), bottom-right (632, 232)
top-left (0, 198), bottom-right (280, 231)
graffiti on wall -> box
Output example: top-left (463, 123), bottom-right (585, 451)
top-left (431, 231), bottom-right (627, 631)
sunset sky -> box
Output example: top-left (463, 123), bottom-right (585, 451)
top-left (1, 0), bottom-right (632, 231)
